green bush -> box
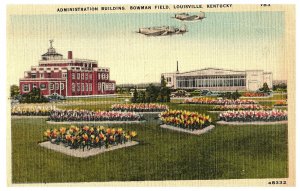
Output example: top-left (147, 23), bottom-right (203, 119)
top-left (131, 76), bottom-right (170, 103)
top-left (19, 88), bottom-right (49, 103)
top-left (220, 90), bottom-right (241, 100)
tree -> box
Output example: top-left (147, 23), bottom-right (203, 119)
top-left (161, 75), bottom-right (167, 88)
top-left (145, 84), bottom-right (159, 102)
top-left (10, 85), bottom-right (20, 98)
top-left (232, 90), bottom-right (241, 100)
top-left (260, 82), bottom-right (270, 93)
top-left (131, 88), bottom-right (138, 103)
top-left (273, 83), bottom-right (287, 92)
top-left (159, 75), bottom-right (171, 102)
top-left (137, 91), bottom-right (146, 103)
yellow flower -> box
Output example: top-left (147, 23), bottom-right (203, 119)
top-left (90, 127), bottom-right (94, 133)
top-left (117, 128), bottom-right (123, 134)
top-left (44, 129), bottom-right (51, 137)
top-left (111, 128), bottom-right (116, 134)
top-left (83, 133), bottom-right (89, 141)
top-left (130, 131), bottom-right (137, 137)
top-left (99, 126), bottom-right (105, 131)
top-left (70, 125), bottom-right (76, 130)
top-left (60, 127), bottom-right (66, 134)
top-left (83, 126), bottom-right (89, 131)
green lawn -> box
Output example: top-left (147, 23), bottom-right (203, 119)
top-left (11, 102), bottom-right (288, 183)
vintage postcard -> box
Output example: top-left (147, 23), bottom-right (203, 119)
top-left (6, 4), bottom-right (295, 186)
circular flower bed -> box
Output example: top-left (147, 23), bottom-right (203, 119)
top-left (49, 110), bottom-right (144, 122)
top-left (43, 125), bottom-right (137, 151)
top-left (111, 103), bottom-right (168, 112)
top-left (160, 110), bottom-right (213, 131)
top-left (11, 104), bottom-right (57, 116)
top-left (212, 104), bottom-right (271, 111)
top-left (219, 109), bottom-right (287, 122)
top-left (184, 98), bottom-right (257, 105)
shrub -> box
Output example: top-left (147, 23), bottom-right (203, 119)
top-left (19, 88), bottom-right (49, 103)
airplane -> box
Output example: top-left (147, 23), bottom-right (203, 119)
top-left (173, 11), bottom-right (206, 21)
top-left (137, 25), bottom-right (188, 36)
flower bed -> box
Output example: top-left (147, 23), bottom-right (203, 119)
top-left (218, 110), bottom-right (288, 122)
top-left (43, 125), bottom-right (137, 151)
top-left (111, 103), bottom-right (168, 112)
top-left (48, 110), bottom-right (144, 122)
top-left (184, 98), bottom-right (257, 105)
top-left (274, 100), bottom-right (288, 106)
top-left (160, 110), bottom-right (213, 131)
top-left (212, 104), bottom-right (271, 111)
top-left (11, 104), bottom-right (57, 116)
top-left (242, 92), bottom-right (268, 97)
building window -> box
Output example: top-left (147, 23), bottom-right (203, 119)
top-left (31, 74), bottom-right (36, 78)
top-left (40, 73), bottom-right (44, 78)
top-left (77, 73), bottom-right (80, 80)
top-left (81, 83), bottom-right (84, 91)
top-left (60, 83), bottom-right (64, 90)
top-left (98, 82), bottom-right (101, 91)
top-left (23, 84), bottom-right (29, 92)
top-left (81, 73), bottom-right (84, 80)
top-left (89, 83), bottom-right (92, 91)
top-left (62, 73), bottom-right (67, 78)
top-left (98, 73), bottom-right (101, 80)
top-left (89, 73), bottom-right (92, 80)
top-left (85, 73), bottom-right (88, 80)
top-left (105, 83), bottom-right (115, 91)
top-left (72, 73), bottom-right (75, 80)
top-left (49, 83), bottom-right (54, 90)
top-left (77, 83), bottom-right (80, 91)
top-left (72, 83), bottom-right (75, 92)
top-left (111, 83), bottom-right (115, 91)
top-left (55, 83), bottom-right (59, 90)
top-left (86, 83), bottom-right (89, 91)
top-left (40, 84), bottom-right (46, 90)
top-left (101, 73), bottom-right (105, 80)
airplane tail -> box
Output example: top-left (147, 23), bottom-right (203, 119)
top-left (181, 24), bottom-right (188, 32)
top-left (198, 11), bottom-right (206, 19)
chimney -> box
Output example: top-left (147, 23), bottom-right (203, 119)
top-left (68, 51), bottom-right (73, 59)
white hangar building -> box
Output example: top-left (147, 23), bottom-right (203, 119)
top-left (162, 66), bottom-right (273, 92)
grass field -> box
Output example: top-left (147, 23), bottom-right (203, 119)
top-left (10, 101), bottom-right (288, 183)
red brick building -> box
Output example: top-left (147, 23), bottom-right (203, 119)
top-left (19, 40), bottom-right (116, 97)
